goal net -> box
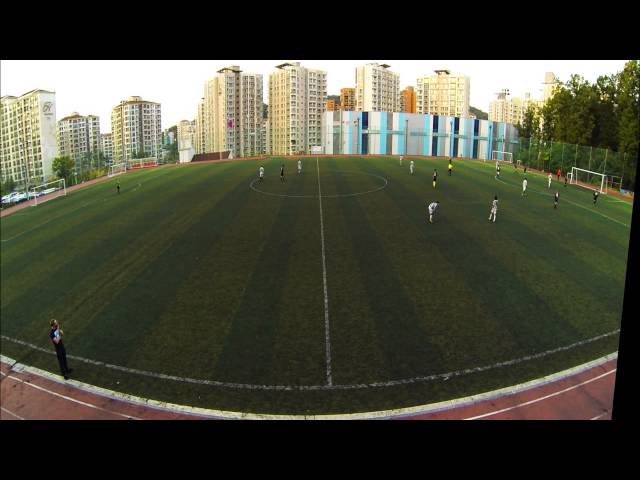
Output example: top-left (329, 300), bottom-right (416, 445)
top-left (29, 178), bottom-right (67, 206)
top-left (128, 157), bottom-right (158, 170)
top-left (570, 167), bottom-right (607, 194)
top-left (491, 151), bottom-right (513, 163)
top-left (108, 162), bottom-right (127, 177)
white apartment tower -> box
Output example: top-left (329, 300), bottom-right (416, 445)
top-left (111, 96), bottom-right (161, 163)
top-left (57, 112), bottom-right (101, 164)
top-left (177, 119), bottom-right (196, 150)
top-left (489, 92), bottom-right (543, 124)
top-left (194, 99), bottom-right (206, 154)
top-left (416, 70), bottom-right (470, 117)
top-left (1, 89), bottom-right (57, 185)
top-left (101, 133), bottom-right (113, 162)
top-left (355, 63), bottom-right (400, 112)
top-left (202, 66), bottom-right (263, 157)
top-left (268, 62), bottom-right (327, 155)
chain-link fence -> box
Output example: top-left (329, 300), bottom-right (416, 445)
top-left (514, 138), bottom-right (635, 192)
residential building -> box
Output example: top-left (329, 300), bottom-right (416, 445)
top-left (355, 63), bottom-right (400, 112)
top-left (416, 70), bottom-right (470, 117)
top-left (1, 89), bottom-right (57, 185)
top-left (340, 88), bottom-right (356, 111)
top-left (111, 96), bottom-right (161, 162)
top-left (177, 119), bottom-right (196, 150)
top-left (543, 72), bottom-right (560, 102)
top-left (194, 99), bottom-right (206, 154)
top-left (201, 66), bottom-right (263, 157)
top-left (101, 133), bottom-right (113, 163)
top-left (57, 112), bottom-right (101, 167)
top-left (326, 99), bottom-right (340, 111)
top-left (400, 86), bottom-right (417, 113)
top-left (489, 91), bottom-right (543, 124)
top-left (268, 62), bottom-right (327, 155)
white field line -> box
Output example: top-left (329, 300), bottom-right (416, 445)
top-left (591, 411), bottom-right (610, 420)
top-left (0, 370), bottom-right (139, 420)
top-left (317, 158), bottom-right (332, 386)
top-left (493, 176), bottom-right (630, 228)
top-left (0, 329), bottom-right (619, 392)
top-left (1, 352), bottom-right (617, 420)
top-left (1, 406), bottom-right (25, 420)
top-left (1, 182), bottom-right (143, 243)
top-left (464, 368), bottom-right (616, 420)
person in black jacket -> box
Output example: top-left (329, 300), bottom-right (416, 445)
top-left (50, 319), bottom-right (72, 380)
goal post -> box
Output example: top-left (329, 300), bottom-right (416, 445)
top-left (491, 150), bottom-right (513, 163)
top-left (29, 178), bottom-right (67, 206)
top-left (570, 167), bottom-right (607, 194)
top-left (108, 162), bottom-right (127, 177)
top-left (127, 157), bottom-right (158, 170)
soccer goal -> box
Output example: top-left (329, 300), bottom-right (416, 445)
top-left (29, 178), bottom-right (67, 206)
top-left (128, 157), bottom-right (158, 170)
top-left (491, 151), bottom-right (513, 163)
top-left (606, 175), bottom-right (623, 192)
top-left (108, 162), bottom-right (127, 177)
top-left (570, 167), bottom-right (607, 194)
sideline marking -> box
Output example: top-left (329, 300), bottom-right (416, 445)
top-left (493, 175), bottom-right (630, 228)
top-left (0, 329), bottom-right (619, 392)
top-left (1, 353), bottom-right (616, 420)
top-left (464, 368), bottom-right (616, 420)
top-left (0, 370), bottom-right (140, 420)
top-left (591, 411), bottom-right (610, 420)
top-left (317, 158), bottom-right (332, 386)
top-left (0, 406), bottom-right (25, 420)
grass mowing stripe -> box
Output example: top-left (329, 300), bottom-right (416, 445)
top-left (64, 166), bottom-right (260, 365)
top-left (365, 158), bottom-right (585, 354)
top-left (327, 158), bottom-right (445, 380)
top-left (211, 170), bottom-right (309, 385)
top-left (1, 163), bottom-right (241, 343)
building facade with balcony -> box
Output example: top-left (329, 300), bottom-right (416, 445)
top-left (1, 89), bottom-right (57, 185)
top-left (416, 70), bottom-right (470, 118)
top-left (57, 112), bottom-right (101, 167)
top-left (355, 63), bottom-right (400, 113)
top-left (111, 96), bottom-right (161, 163)
top-left (340, 88), bottom-right (356, 111)
top-left (400, 86), bottom-right (417, 113)
top-left (101, 133), bottom-right (113, 163)
top-left (268, 62), bottom-right (327, 155)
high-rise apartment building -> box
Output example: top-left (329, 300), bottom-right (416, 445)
top-left (57, 112), bottom-right (101, 165)
top-left (489, 92), bottom-right (543, 124)
top-left (177, 119), bottom-right (196, 150)
top-left (326, 99), bottom-right (340, 111)
top-left (111, 96), bottom-right (161, 162)
top-left (101, 133), bottom-right (113, 163)
top-left (543, 72), bottom-right (559, 102)
top-left (400, 86), bottom-right (417, 113)
top-left (1, 89), bottom-right (57, 185)
top-left (416, 70), bottom-right (470, 117)
top-left (268, 62), bottom-right (327, 155)
top-left (340, 88), bottom-right (356, 111)
top-left (355, 63), bottom-right (400, 112)
top-left (194, 99), bottom-right (206, 154)
top-left (202, 66), bottom-right (263, 157)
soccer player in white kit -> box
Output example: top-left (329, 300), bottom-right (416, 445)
top-left (548, 172), bottom-right (552, 188)
top-left (489, 195), bottom-right (498, 222)
top-left (400, 155), bottom-right (403, 166)
top-left (259, 166), bottom-right (265, 182)
top-left (522, 177), bottom-right (528, 196)
top-left (297, 159), bottom-right (302, 174)
top-left (410, 160), bottom-right (415, 175)
top-left (428, 201), bottom-right (439, 223)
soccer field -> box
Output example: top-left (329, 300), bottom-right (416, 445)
top-left (0, 157), bottom-right (632, 415)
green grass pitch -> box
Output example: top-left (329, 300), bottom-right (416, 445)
top-left (0, 157), bottom-right (632, 415)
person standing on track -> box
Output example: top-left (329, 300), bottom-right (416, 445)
top-left (556, 168), bottom-right (561, 181)
top-left (593, 190), bottom-right (599, 206)
top-left (432, 169), bottom-right (438, 188)
top-left (400, 155), bottom-right (403, 166)
top-left (280, 164), bottom-right (285, 183)
top-left (428, 201), bottom-right (439, 224)
top-left (522, 177), bottom-right (528, 197)
top-left (554, 190), bottom-right (560, 209)
top-left (297, 159), bottom-right (302, 174)
top-left (116, 180), bottom-right (120, 194)
top-left (259, 165), bottom-right (265, 182)
top-left (496, 163), bottom-right (501, 179)
top-left (448, 159), bottom-right (453, 176)
top-left (548, 172), bottom-right (553, 188)
top-left (50, 319), bottom-right (72, 380)
top-left (564, 174), bottom-right (568, 187)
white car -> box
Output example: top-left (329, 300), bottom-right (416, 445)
top-left (12, 192), bottom-right (28, 203)
top-left (1, 192), bottom-right (20, 204)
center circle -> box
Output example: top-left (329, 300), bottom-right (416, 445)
top-left (249, 170), bottom-right (388, 198)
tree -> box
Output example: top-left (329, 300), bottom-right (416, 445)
top-left (52, 156), bottom-right (75, 183)
top-left (1, 178), bottom-right (16, 196)
top-left (616, 60), bottom-right (639, 189)
top-left (133, 148), bottom-right (149, 159)
top-left (516, 105), bottom-right (540, 139)
top-left (469, 106), bottom-right (488, 120)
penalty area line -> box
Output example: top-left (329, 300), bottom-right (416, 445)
top-left (317, 158), bottom-right (332, 386)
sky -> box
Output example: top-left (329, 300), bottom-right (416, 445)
top-left (1, 60), bottom-right (628, 134)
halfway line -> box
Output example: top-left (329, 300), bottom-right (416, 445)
top-left (317, 158), bottom-right (332, 386)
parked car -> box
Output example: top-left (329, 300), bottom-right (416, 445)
top-left (12, 192), bottom-right (28, 203)
top-left (1, 192), bottom-right (20, 205)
